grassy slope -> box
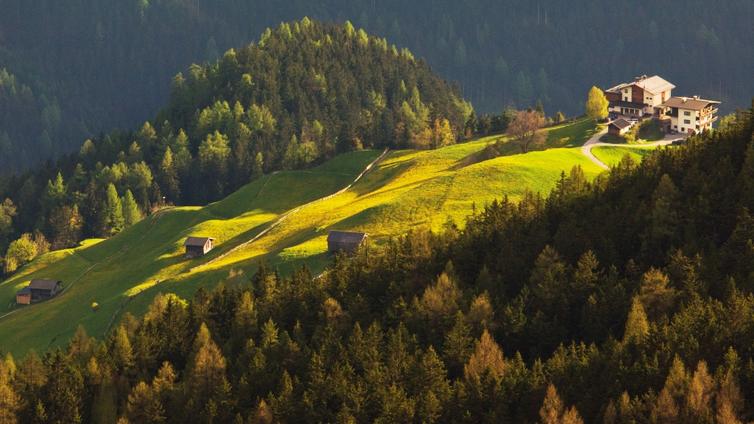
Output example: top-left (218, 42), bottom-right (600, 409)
top-left (592, 146), bottom-right (657, 167)
top-left (0, 119), bottom-right (617, 356)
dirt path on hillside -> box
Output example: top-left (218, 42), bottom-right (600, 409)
top-left (581, 126), bottom-right (682, 170)
top-left (191, 148), bottom-right (390, 272)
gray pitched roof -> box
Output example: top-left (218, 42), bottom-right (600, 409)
top-left (28, 279), bottom-right (61, 291)
top-left (610, 118), bottom-right (633, 130)
top-left (327, 231), bottom-right (367, 244)
top-left (662, 96), bottom-right (720, 111)
top-left (184, 237), bottom-right (214, 247)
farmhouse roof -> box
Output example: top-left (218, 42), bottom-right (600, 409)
top-left (605, 82), bottom-right (631, 93)
top-left (610, 119), bottom-right (633, 130)
top-left (28, 279), bottom-right (61, 291)
top-left (606, 75), bottom-right (675, 95)
top-left (327, 231), bottom-right (368, 244)
top-left (184, 237), bottom-right (214, 247)
top-left (661, 96), bottom-right (720, 111)
top-left (633, 75), bottom-right (675, 94)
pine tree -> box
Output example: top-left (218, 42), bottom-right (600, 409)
top-left (122, 189), bottom-right (142, 227)
top-left (159, 147), bottom-right (180, 202)
top-left (443, 312), bottom-right (473, 377)
top-left (126, 382), bottom-right (166, 424)
top-left (48, 204), bottom-right (83, 249)
top-left (104, 183), bottom-right (124, 235)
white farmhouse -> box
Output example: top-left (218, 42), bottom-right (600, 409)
top-left (661, 96), bottom-right (720, 134)
top-left (605, 75), bottom-right (675, 118)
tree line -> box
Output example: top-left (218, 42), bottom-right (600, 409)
top-left (0, 20), bottom-right (472, 275)
top-left (2, 0), bottom-right (752, 172)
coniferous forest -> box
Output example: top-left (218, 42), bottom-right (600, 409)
top-left (1, 100), bottom-right (753, 422)
top-left (1, 0), bottom-right (753, 171)
top-left (0, 5), bottom-right (754, 423)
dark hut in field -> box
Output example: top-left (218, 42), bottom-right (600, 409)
top-left (184, 236), bottom-right (215, 258)
top-left (16, 279), bottom-right (63, 305)
top-left (327, 231), bottom-right (367, 254)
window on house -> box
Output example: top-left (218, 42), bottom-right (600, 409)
top-left (684, 111), bottom-right (691, 116)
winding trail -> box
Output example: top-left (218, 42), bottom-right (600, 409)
top-left (192, 148), bottom-right (390, 272)
top-left (581, 125), bottom-right (681, 170)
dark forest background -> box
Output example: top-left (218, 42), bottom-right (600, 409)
top-left (1, 0), bottom-right (753, 171)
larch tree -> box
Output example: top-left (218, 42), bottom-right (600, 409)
top-left (623, 297), bottom-right (650, 344)
top-left (122, 189), bottom-right (142, 227)
top-left (539, 384), bottom-right (584, 424)
top-left (464, 329), bottom-right (505, 382)
top-left (104, 183), bottom-right (124, 235)
top-left (0, 362), bottom-right (20, 424)
top-left (188, 323), bottom-right (231, 422)
top-left (585, 86), bottom-right (609, 120)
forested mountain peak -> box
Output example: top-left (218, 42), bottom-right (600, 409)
top-left (0, 19), bottom-right (471, 270)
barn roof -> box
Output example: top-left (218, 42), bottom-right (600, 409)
top-left (184, 237), bottom-right (214, 247)
top-left (16, 287), bottom-right (31, 295)
top-left (28, 279), bottom-right (61, 291)
top-left (610, 118), bottom-right (633, 130)
top-left (327, 231), bottom-right (367, 244)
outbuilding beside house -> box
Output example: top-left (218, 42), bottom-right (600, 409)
top-left (608, 118), bottom-right (634, 136)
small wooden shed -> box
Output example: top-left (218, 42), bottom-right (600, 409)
top-left (184, 237), bottom-right (215, 258)
top-left (327, 231), bottom-right (368, 254)
top-left (15, 287), bottom-right (31, 305)
top-left (608, 118), bottom-right (634, 136)
top-left (16, 279), bottom-right (63, 305)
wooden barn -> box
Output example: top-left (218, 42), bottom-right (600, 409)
top-left (184, 236), bottom-right (215, 258)
top-left (327, 231), bottom-right (368, 254)
top-left (16, 279), bottom-right (63, 305)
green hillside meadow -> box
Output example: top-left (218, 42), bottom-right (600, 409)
top-left (592, 146), bottom-right (657, 167)
top-left (0, 119), bottom-right (657, 356)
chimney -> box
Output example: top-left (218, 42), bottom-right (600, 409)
top-left (693, 95), bottom-right (700, 100)
top-left (682, 97), bottom-right (688, 103)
